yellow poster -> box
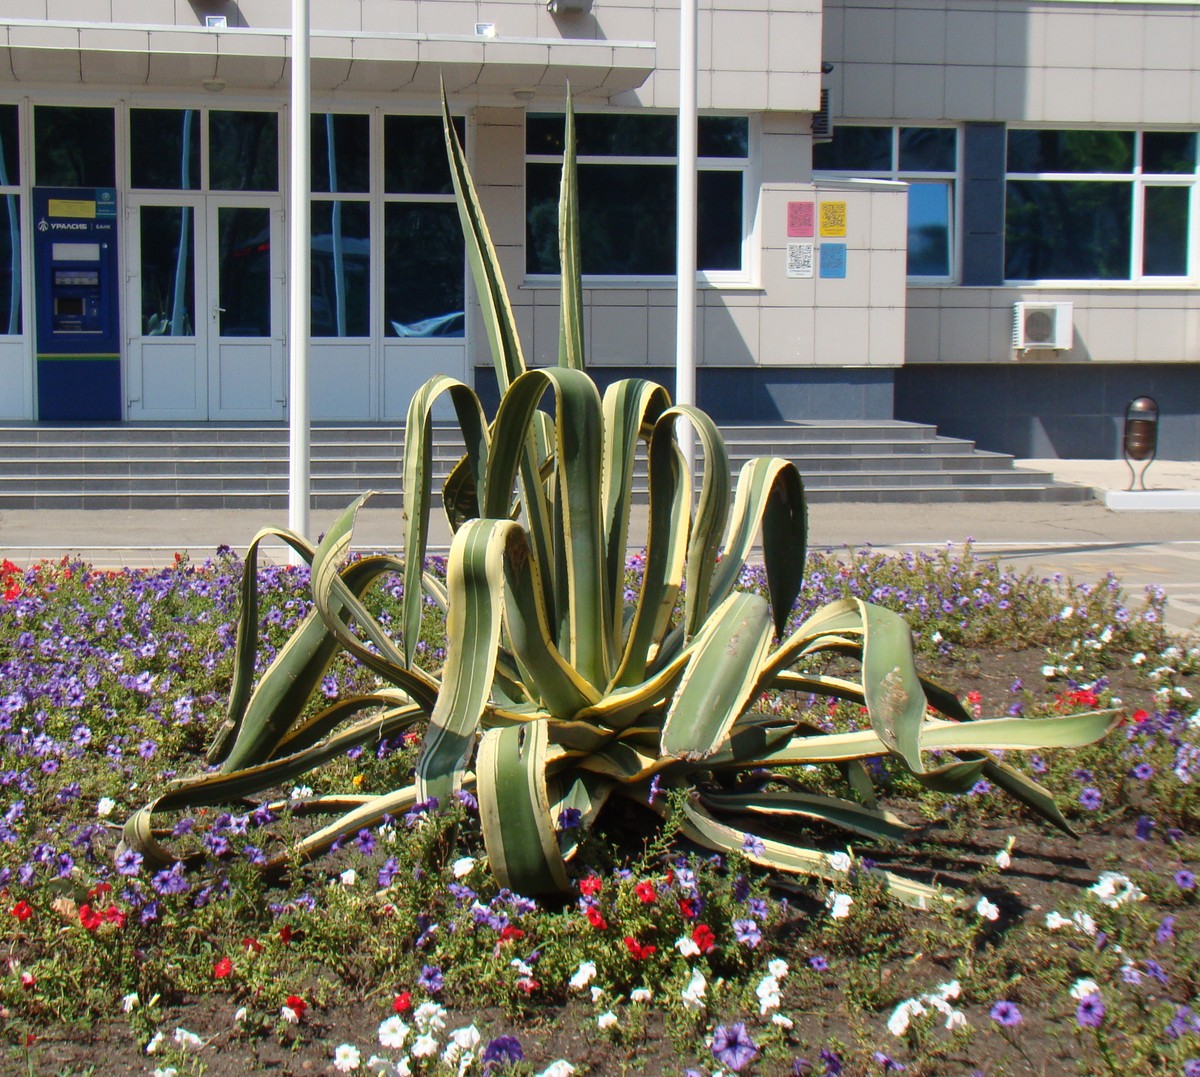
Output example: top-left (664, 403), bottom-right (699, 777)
top-left (48, 199), bottom-right (97, 219)
top-left (819, 201), bottom-right (846, 237)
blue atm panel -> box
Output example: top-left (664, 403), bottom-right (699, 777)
top-left (33, 187), bottom-right (121, 420)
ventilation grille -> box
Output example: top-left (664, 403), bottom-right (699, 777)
top-left (1012, 302), bottom-right (1073, 351)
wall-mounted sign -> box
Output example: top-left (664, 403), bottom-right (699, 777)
top-left (787, 201), bottom-right (814, 238)
top-left (786, 242), bottom-right (814, 278)
top-left (819, 201), bottom-right (847, 237)
top-left (819, 243), bottom-right (847, 279)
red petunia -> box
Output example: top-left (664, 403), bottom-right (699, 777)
top-left (678, 898), bottom-right (699, 920)
top-left (392, 991), bottom-right (412, 1013)
top-left (78, 904), bottom-right (103, 931)
top-left (285, 995), bottom-right (307, 1018)
top-left (691, 923), bottom-right (716, 954)
top-left (579, 875), bottom-right (603, 896)
top-left (1132, 709), bottom-right (1149, 724)
top-left (499, 925), bottom-right (525, 943)
top-left (623, 936), bottom-right (657, 960)
top-left (278, 924), bottom-right (294, 945)
top-left (19, 971), bottom-right (35, 989)
top-left (103, 906), bottom-right (126, 929)
top-left (10, 900), bottom-right (32, 922)
top-left (585, 906), bottom-right (608, 930)
top-left (88, 882), bottom-right (113, 901)
top-left (242, 937), bottom-right (264, 954)
top-left (214, 956), bottom-right (234, 978)
top-left (634, 880), bottom-right (657, 904)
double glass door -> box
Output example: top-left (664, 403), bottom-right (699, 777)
top-left (126, 196), bottom-right (284, 419)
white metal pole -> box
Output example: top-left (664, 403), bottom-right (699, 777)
top-left (676, 0), bottom-right (699, 476)
top-left (288, 0), bottom-right (311, 554)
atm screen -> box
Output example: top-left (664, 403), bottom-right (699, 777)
top-left (55, 296), bottom-right (85, 316)
top-left (54, 269), bottom-right (100, 287)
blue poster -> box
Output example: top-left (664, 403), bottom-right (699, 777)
top-left (819, 243), bottom-right (846, 279)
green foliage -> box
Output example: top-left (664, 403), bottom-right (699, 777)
top-left (122, 90), bottom-right (1120, 910)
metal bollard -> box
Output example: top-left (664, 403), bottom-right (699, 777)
top-left (1122, 396), bottom-right (1158, 491)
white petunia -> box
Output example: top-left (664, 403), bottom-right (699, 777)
top-left (568, 961), bottom-right (597, 990)
top-left (411, 1033), bottom-right (440, 1059)
top-left (995, 849), bottom-right (1011, 870)
top-left (675, 935), bottom-right (701, 957)
top-left (771, 1014), bottom-right (795, 1029)
top-left (152, 1069), bottom-right (178, 1077)
top-left (536, 1062), bottom-right (577, 1077)
top-left (1069, 978), bottom-right (1100, 1000)
top-left (935, 980), bottom-right (961, 1001)
top-left (826, 850), bottom-right (852, 873)
top-left (97, 796), bottom-right (116, 816)
top-left (1072, 911), bottom-right (1098, 936)
top-left (413, 1001), bottom-right (447, 1035)
top-left (1090, 872), bottom-right (1145, 907)
top-left (145, 1031), bottom-right (164, 1055)
top-left (234, 1007), bottom-right (247, 1023)
top-left (755, 974), bottom-right (781, 1014)
top-left (681, 968), bottom-right (707, 1010)
top-left (887, 999), bottom-right (925, 1037)
top-left (976, 896), bottom-right (1000, 921)
top-left (173, 1029), bottom-right (202, 1051)
top-left (943, 1009), bottom-right (968, 1031)
top-left (590, 986), bottom-right (605, 1003)
top-left (451, 857), bottom-right (476, 878)
top-left (1044, 910), bottom-right (1070, 930)
top-left (597, 1011), bottom-right (619, 1030)
top-left (121, 992), bottom-right (139, 1013)
top-left (630, 987), bottom-right (652, 1003)
top-left (333, 1043), bottom-right (361, 1072)
top-left (378, 1016), bottom-right (410, 1050)
top-left (826, 891), bottom-right (854, 919)
top-left (339, 868), bottom-right (357, 886)
top-left (767, 958), bottom-right (789, 980)
top-left (449, 1025), bottom-right (481, 1052)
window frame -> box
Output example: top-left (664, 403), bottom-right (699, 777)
top-left (1003, 127), bottom-right (1198, 286)
top-left (811, 123), bottom-right (960, 285)
top-left (523, 110), bottom-right (757, 287)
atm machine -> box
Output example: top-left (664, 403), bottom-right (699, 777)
top-left (33, 187), bottom-right (121, 420)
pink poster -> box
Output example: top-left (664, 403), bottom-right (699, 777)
top-left (787, 201), bottom-right (814, 238)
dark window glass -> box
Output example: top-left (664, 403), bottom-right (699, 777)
top-left (210, 112), bottom-right (278, 191)
top-left (131, 109), bottom-right (201, 190)
top-left (140, 205), bottom-right (195, 336)
top-left (812, 126), bottom-right (891, 172)
top-left (0, 195), bottom-right (20, 334)
top-left (384, 203), bottom-right (464, 337)
top-left (1143, 186), bottom-right (1189, 276)
top-left (216, 206), bottom-right (272, 336)
top-left (384, 115), bottom-right (463, 194)
top-left (312, 113), bottom-right (370, 194)
top-left (527, 113), bottom-right (677, 157)
top-left (1005, 180), bottom-right (1131, 279)
top-left (0, 105), bottom-right (19, 186)
top-left (35, 106), bottom-right (116, 187)
top-left (899, 127), bottom-right (956, 172)
top-left (698, 117), bottom-right (749, 158)
top-left (311, 201), bottom-right (370, 336)
top-left (1143, 132), bottom-right (1197, 175)
top-left (907, 182), bottom-right (952, 276)
top-left (528, 162), bottom-right (677, 275)
top-left (1006, 130), bottom-right (1133, 173)
top-left (697, 171), bottom-right (743, 270)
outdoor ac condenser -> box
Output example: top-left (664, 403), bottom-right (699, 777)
top-left (1012, 301), bottom-right (1074, 352)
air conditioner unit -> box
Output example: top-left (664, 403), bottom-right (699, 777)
top-left (811, 89), bottom-right (832, 144)
top-left (1012, 301), bottom-right (1073, 352)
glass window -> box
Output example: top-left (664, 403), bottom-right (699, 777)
top-left (813, 125), bottom-right (958, 280)
top-left (216, 206), bottom-right (272, 337)
top-left (311, 201), bottom-right (370, 337)
top-left (525, 112), bottom-right (751, 278)
top-left (35, 106), bottom-right (116, 187)
top-left (384, 203), bottom-right (464, 337)
top-left (131, 109), bottom-right (201, 190)
top-left (210, 111), bottom-right (278, 191)
top-left (139, 205), bottom-right (195, 336)
top-left (384, 115), bottom-right (464, 195)
top-left (0, 105), bottom-right (19, 186)
top-left (0, 195), bottom-right (21, 335)
top-left (1005, 128), bottom-right (1195, 281)
top-left (312, 113), bottom-right (370, 194)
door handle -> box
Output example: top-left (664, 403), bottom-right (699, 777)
top-left (212, 306), bottom-right (226, 317)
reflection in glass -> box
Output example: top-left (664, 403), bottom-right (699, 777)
top-left (210, 112), bottom-right (279, 191)
top-left (698, 171), bottom-right (743, 270)
top-left (384, 203), bottom-right (464, 337)
top-left (1143, 186), bottom-right (1189, 276)
top-left (527, 113), bottom-right (677, 158)
top-left (131, 109), bottom-right (200, 190)
top-left (140, 206), bottom-right (194, 336)
top-left (0, 105), bottom-right (19, 186)
top-left (312, 114), bottom-right (370, 194)
top-left (311, 201), bottom-right (369, 337)
top-left (1007, 130), bottom-right (1133, 174)
top-left (899, 128), bottom-right (956, 172)
top-left (0, 196), bottom-right (20, 335)
top-left (1142, 132), bottom-right (1197, 175)
top-left (217, 207), bottom-right (271, 336)
top-left (1005, 181), bottom-right (1131, 279)
top-left (812, 126), bottom-right (891, 172)
top-left (907, 182), bottom-right (952, 277)
top-left (698, 117), bottom-right (749, 159)
top-left (384, 116), bottom-right (463, 194)
top-left (35, 106), bottom-right (116, 187)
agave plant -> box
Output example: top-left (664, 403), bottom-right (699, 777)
top-left (122, 92), bottom-right (1120, 907)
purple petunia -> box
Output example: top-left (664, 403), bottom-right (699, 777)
top-left (417, 963), bottom-right (443, 994)
top-left (711, 1022), bottom-right (758, 1073)
top-left (990, 1000), bottom-right (1023, 1027)
top-left (1156, 915), bottom-right (1176, 945)
top-left (808, 954), bottom-right (829, 971)
top-left (872, 1052), bottom-right (906, 1072)
top-left (481, 1035), bottom-right (524, 1070)
top-left (556, 808), bottom-right (582, 830)
top-left (1175, 869), bottom-right (1196, 890)
top-left (733, 918), bottom-right (762, 948)
top-left (1079, 787), bottom-right (1102, 811)
top-left (1076, 993), bottom-right (1105, 1029)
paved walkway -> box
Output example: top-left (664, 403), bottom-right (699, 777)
top-left (3, 458), bottom-right (1199, 634)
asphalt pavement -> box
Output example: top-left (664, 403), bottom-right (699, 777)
top-left (3, 458), bottom-right (1198, 634)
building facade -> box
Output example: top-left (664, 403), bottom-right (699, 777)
top-left (0, 0), bottom-right (1196, 456)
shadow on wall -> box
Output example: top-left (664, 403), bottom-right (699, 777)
top-left (895, 363), bottom-right (1200, 460)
